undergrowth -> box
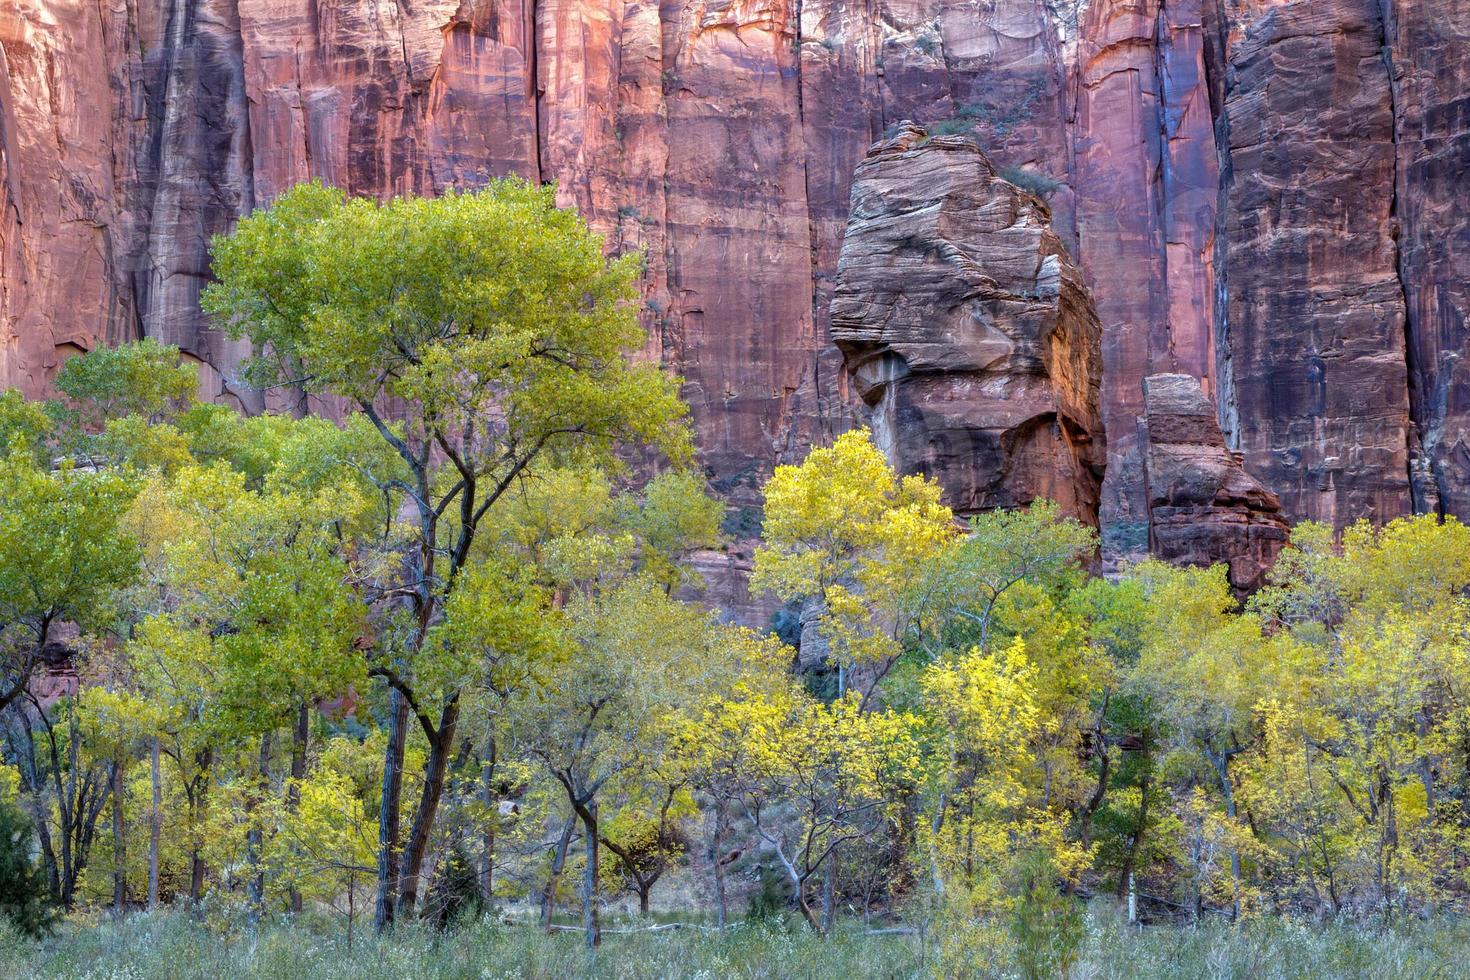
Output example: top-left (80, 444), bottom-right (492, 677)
top-left (3, 906), bottom-right (1468, 979)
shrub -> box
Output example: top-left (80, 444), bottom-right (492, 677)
top-left (423, 845), bottom-right (485, 930)
top-left (745, 867), bottom-right (794, 924)
top-left (927, 118), bottom-right (973, 137)
top-left (1008, 848), bottom-right (1084, 980)
top-left (999, 165), bottom-right (1064, 199)
top-left (0, 797), bottom-right (56, 937)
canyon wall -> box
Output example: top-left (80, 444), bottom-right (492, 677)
top-left (2, 0), bottom-right (1467, 561)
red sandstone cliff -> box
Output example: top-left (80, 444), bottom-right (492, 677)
top-left (2, 0), bottom-right (1467, 559)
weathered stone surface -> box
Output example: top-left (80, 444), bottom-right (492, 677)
top-left (1071, 0), bottom-right (1221, 565)
top-left (1384, 0), bottom-right (1470, 516)
top-left (1142, 373), bottom-right (1288, 592)
top-left (0, 1), bottom-right (138, 394)
top-left (831, 123), bottom-right (1105, 520)
top-left (3, 0), bottom-right (1470, 591)
top-left (1212, 0), bottom-right (1413, 530)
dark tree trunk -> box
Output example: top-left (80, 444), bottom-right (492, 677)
top-left (711, 803), bottom-right (728, 930)
top-left (579, 802), bottom-right (600, 949)
top-left (1117, 759), bottom-right (1152, 901)
top-left (148, 737), bottom-right (161, 909)
top-left (189, 748), bottom-right (213, 907)
top-left (111, 758), bottom-right (126, 915)
top-left (396, 694), bottom-right (461, 917)
top-left (479, 742), bottom-right (497, 905)
top-left (289, 702), bottom-right (308, 915)
top-left (374, 689), bottom-right (409, 931)
top-left (246, 732), bottom-right (272, 923)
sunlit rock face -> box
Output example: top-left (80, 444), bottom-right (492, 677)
top-left (3, 0), bottom-right (1468, 582)
top-left (1142, 373), bottom-right (1289, 593)
top-left (831, 123), bottom-right (1105, 523)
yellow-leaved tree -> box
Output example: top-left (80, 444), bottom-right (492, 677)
top-left (753, 428), bottom-right (955, 703)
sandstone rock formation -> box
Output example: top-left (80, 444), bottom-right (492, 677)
top-left (1142, 373), bottom-right (1289, 592)
top-left (1213, 0), bottom-right (1412, 530)
top-left (831, 123), bottom-right (1104, 520)
top-left (1071, 0), bottom-right (1223, 562)
top-left (2, 0), bottom-right (1468, 577)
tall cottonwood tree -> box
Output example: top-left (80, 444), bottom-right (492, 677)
top-left (202, 180), bottom-right (691, 929)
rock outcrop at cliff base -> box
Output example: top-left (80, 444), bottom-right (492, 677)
top-left (1142, 373), bottom-right (1289, 592)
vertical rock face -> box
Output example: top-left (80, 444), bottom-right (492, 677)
top-left (831, 124), bottom-right (1105, 520)
top-left (1212, 0), bottom-right (1412, 529)
top-left (0, 2), bottom-right (139, 393)
top-left (3, 0), bottom-right (1470, 575)
top-left (1071, 0), bottom-right (1222, 563)
top-left (1142, 373), bottom-right (1288, 591)
top-left (1384, 0), bottom-right (1470, 516)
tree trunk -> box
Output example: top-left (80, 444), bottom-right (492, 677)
top-left (794, 880), bottom-right (822, 934)
top-left (374, 689), bottom-right (410, 931)
top-left (1079, 705), bottom-right (1111, 851)
top-left (396, 694), bottom-right (461, 917)
top-left (479, 741), bottom-right (497, 905)
top-left (111, 758), bottom-right (126, 915)
top-left (246, 732), bottom-right (272, 923)
top-left (57, 711), bottom-right (77, 907)
top-left (712, 803), bottom-right (728, 930)
top-left (1117, 767), bottom-right (1151, 901)
top-left (288, 702), bottom-right (308, 915)
top-left (579, 802), bottom-right (600, 949)
top-left (821, 848), bottom-right (837, 935)
top-left (148, 737), bottom-right (161, 910)
top-left (540, 814), bottom-right (577, 931)
top-left (1206, 747), bottom-right (1242, 920)
top-left (189, 748), bottom-right (213, 907)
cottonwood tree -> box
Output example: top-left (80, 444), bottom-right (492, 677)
top-left (0, 389), bottom-right (53, 465)
top-left (51, 338), bottom-right (198, 431)
top-left (1129, 561), bottom-right (1306, 918)
top-left (596, 780), bottom-right (694, 916)
top-left (753, 427), bottom-right (955, 701)
top-left (1244, 515), bottom-right (1470, 916)
top-left (120, 463), bottom-right (364, 907)
top-left (675, 628), bottom-right (794, 929)
top-left (512, 578), bottom-right (731, 947)
top-left (0, 449), bottom-right (137, 907)
top-left (203, 180), bottom-right (691, 928)
top-left (907, 500), bottom-right (1095, 657)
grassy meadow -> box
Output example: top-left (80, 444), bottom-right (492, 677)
top-left (4, 907), bottom-right (1468, 980)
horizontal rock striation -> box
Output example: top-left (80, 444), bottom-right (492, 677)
top-left (831, 123), bottom-right (1105, 521)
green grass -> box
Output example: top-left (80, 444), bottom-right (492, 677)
top-left (3, 907), bottom-right (1469, 979)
